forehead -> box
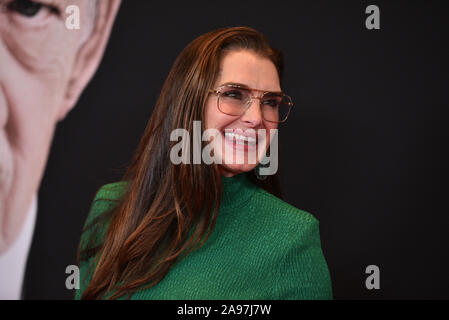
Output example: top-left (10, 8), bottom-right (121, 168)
top-left (217, 50), bottom-right (281, 92)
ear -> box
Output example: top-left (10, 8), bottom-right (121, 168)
top-left (58, 0), bottom-right (121, 121)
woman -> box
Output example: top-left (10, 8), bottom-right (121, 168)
top-left (75, 26), bottom-right (332, 300)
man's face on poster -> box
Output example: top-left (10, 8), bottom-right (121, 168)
top-left (0, 0), bottom-right (120, 253)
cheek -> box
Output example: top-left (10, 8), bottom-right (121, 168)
top-left (0, 65), bottom-right (65, 225)
top-left (0, 38), bottom-right (74, 194)
top-left (2, 72), bottom-right (63, 203)
top-left (8, 78), bottom-right (62, 148)
top-left (0, 27), bottom-right (78, 146)
top-left (0, 14), bottom-right (83, 229)
top-left (0, 8), bottom-right (81, 74)
top-left (0, 128), bottom-right (13, 196)
top-left (265, 122), bottom-right (279, 147)
top-left (3, 61), bottom-right (68, 140)
top-left (204, 98), bottom-right (234, 130)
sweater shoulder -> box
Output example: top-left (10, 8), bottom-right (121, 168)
top-left (248, 186), bottom-right (323, 249)
top-left (252, 187), bottom-right (319, 230)
top-left (79, 181), bottom-right (128, 250)
top-left (89, 181), bottom-right (128, 216)
top-left (95, 181), bottom-right (128, 201)
top-left (250, 188), bottom-right (332, 299)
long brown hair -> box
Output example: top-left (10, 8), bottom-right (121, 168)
top-left (78, 26), bottom-right (284, 299)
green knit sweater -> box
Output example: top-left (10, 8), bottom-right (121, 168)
top-left (75, 173), bottom-right (332, 300)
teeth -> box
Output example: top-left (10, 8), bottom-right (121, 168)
top-left (224, 132), bottom-right (257, 145)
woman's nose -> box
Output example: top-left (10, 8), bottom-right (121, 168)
top-left (240, 98), bottom-right (263, 126)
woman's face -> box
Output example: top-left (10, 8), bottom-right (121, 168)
top-left (204, 50), bottom-right (280, 177)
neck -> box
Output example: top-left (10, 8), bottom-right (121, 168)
top-left (220, 172), bottom-right (257, 209)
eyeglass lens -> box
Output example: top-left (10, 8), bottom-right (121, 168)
top-left (218, 87), bottom-right (291, 122)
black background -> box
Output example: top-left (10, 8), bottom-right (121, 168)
top-left (23, 0), bottom-right (449, 299)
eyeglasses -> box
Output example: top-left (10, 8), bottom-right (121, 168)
top-left (209, 83), bottom-right (293, 123)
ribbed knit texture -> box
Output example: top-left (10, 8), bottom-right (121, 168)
top-left (75, 173), bottom-right (332, 300)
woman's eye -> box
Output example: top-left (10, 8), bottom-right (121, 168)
top-left (6, 0), bottom-right (58, 18)
top-left (262, 99), bottom-right (279, 108)
top-left (223, 90), bottom-right (244, 100)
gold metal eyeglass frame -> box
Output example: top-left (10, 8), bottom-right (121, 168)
top-left (208, 83), bottom-right (293, 123)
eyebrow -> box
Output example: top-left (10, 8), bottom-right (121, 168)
top-left (218, 82), bottom-right (248, 88)
top-left (219, 82), bottom-right (283, 94)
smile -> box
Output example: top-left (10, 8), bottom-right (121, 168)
top-left (224, 131), bottom-right (257, 146)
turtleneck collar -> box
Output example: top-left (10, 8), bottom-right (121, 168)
top-left (220, 172), bottom-right (257, 209)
